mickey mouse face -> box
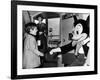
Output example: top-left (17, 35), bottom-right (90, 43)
top-left (69, 15), bottom-right (89, 41)
top-left (73, 23), bottom-right (83, 35)
top-left (72, 23), bottom-right (87, 41)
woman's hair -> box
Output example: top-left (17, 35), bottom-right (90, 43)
top-left (25, 22), bottom-right (37, 34)
top-left (36, 14), bottom-right (44, 21)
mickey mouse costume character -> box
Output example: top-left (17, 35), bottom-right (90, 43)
top-left (50, 15), bottom-right (90, 66)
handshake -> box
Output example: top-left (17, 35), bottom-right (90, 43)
top-left (49, 47), bottom-right (61, 55)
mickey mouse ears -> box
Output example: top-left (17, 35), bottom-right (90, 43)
top-left (73, 15), bottom-right (90, 24)
top-left (73, 15), bottom-right (90, 36)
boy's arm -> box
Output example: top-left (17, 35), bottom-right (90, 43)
top-left (29, 38), bottom-right (44, 56)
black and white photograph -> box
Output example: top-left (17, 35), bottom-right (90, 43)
top-left (22, 11), bottom-right (90, 69)
top-left (11, 1), bottom-right (97, 79)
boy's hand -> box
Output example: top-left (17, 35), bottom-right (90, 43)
top-left (40, 52), bottom-right (44, 56)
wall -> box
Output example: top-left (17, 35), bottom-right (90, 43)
top-left (23, 11), bottom-right (31, 24)
top-left (61, 17), bottom-right (74, 46)
top-left (48, 18), bottom-right (60, 36)
top-left (0, 0), bottom-right (99, 80)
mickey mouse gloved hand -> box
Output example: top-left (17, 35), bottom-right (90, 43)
top-left (50, 48), bottom-right (61, 55)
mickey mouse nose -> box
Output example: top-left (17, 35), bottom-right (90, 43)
top-left (69, 33), bottom-right (73, 40)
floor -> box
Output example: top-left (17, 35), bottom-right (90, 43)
top-left (41, 52), bottom-right (85, 68)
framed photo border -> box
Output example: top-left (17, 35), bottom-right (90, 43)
top-left (11, 1), bottom-right (98, 79)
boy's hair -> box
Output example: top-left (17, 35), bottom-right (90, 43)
top-left (25, 22), bottom-right (37, 34)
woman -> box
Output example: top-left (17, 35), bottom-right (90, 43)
top-left (36, 14), bottom-right (48, 66)
top-left (23, 22), bottom-right (44, 69)
top-left (36, 14), bottom-right (47, 53)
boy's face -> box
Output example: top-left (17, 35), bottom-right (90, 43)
top-left (30, 27), bottom-right (38, 35)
